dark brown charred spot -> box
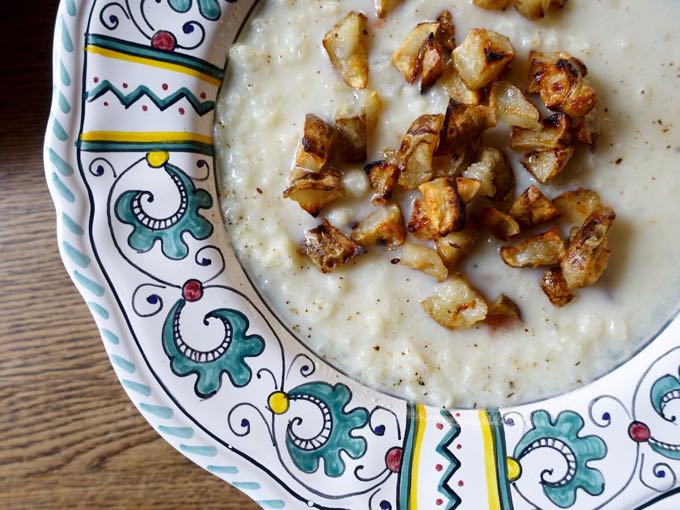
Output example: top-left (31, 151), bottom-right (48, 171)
top-left (545, 113), bottom-right (564, 128)
top-left (556, 58), bottom-right (580, 78)
top-left (485, 47), bottom-right (506, 63)
top-left (364, 160), bottom-right (387, 173)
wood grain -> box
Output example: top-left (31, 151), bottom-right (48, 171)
top-left (0, 2), bottom-right (258, 508)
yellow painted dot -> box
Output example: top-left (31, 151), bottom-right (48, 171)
top-left (146, 151), bottom-right (169, 168)
top-left (507, 456), bottom-right (522, 482)
top-left (268, 391), bottom-right (289, 415)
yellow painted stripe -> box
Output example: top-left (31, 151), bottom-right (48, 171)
top-left (479, 410), bottom-right (501, 510)
top-left (409, 404), bottom-right (427, 509)
top-left (85, 45), bottom-right (221, 86)
top-left (80, 131), bottom-right (213, 145)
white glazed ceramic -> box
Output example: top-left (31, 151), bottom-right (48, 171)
top-left (44, 1), bottom-right (680, 508)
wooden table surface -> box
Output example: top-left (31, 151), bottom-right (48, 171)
top-left (0, 3), bottom-right (258, 508)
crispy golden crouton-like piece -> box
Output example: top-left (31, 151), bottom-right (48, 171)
top-left (351, 204), bottom-right (406, 250)
top-left (553, 188), bottom-right (601, 226)
top-left (463, 147), bottom-right (515, 201)
top-left (392, 22), bottom-right (440, 83)
top-left (365, 160), bottom-right (399, 205)
top-left (474, 0), bottom-right (511, 10)
top-left (295, 114), bottom-right (336, 172)
top-left (528, 50), bottom-right (596, 118)
top-left (435, 223), bottom-right (480, 269)
top-left (422, 276), bottom-right (488, 329)
top-left (452, 28), bottom-right (515, 90)
top-left (574, 110), bottom-right (600, 146)
top-left (479, 207), bottom-right (520, 241)
top-left (375, 0), bottom-right (402, 18)
top-left (283, 168), bottom-right (345, 217)
top-left (304, 220), bottom-right (366, 273)
top-left (397, 114), bottom-right (445, 189)
top-left (509, 113), bottom-right (573, 151)
top-left (489, 80), bottom-right (541, 130)
top-left (438, 99), bottom-right (496, 154)
top-left (334, 112), bottom-right (367, 163)
top-left (508, 185), bottom-right (561, 227)
top-left (407, 199), bottom-right (438, 240)
top-left (441, 65), bottom-right (484, 105)
top-left (500, 227), bottom-right (566, 268)
top-left (398, 243), bottom-right (448, 281)
top-left (418, 178), bottom-right (466, 236)
top-left (419, 33), bottom-right (447, 92)
top-left (561, 206), bottom-right (615, 289)
top-left (513, 0), bottom-right (567, 20)
top-left (541, 267), bottom-right (575, 307)
top-left (323, 11), bottom-right (369, 89)
top-left (435, 11), bottom-right (457, 52)
top-left (522, 147), bottom-right (575, 184)
top-left (485, 294), bottom-right (522, 327)
top-left (364, 90), bottom-right (383, 133)
top-left (455, 177), bottom-right (482, 204)
top-left (433, 140), bottom-right (482, 179)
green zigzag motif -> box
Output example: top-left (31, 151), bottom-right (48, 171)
top-left (86, 80), bottom-right (215, 116)
top-left (436, 410), bottom-right (462, 509)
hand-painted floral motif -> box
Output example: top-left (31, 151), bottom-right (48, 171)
top-left (167, 0), bottom-right (226, 21)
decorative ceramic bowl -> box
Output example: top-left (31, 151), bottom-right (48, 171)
top-left (44, 1), bottom-right (680, 508)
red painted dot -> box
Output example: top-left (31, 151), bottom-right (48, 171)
top-left (93, 76), bottom-right (99, 83)
top-left (435, 499), bottom-right (443, 506)
top-left (455, 412), bottom-right (461, 417)
top-left (629, 421), bottom-right (651, 443)
top-left (456, 444), bottom-right (462, 449)
top-left (385, 447), bottom-right (403, 473)
top-left (142, 105), bottom-right (148, 112)
top-left (151, 30), bottom-right (177, 51)
top-left (162, 83), bottom-right (169, 91)
top-left (458, 480), bottom-right (464, 487)
top-left (182, 279), bottom-right (204, 302)
top-left (179, 107), bottom-right (186, 115)
top-left (436, 422), bottom-right (443, 430)
top-left (122, 82), bottom-right (128, 89)
top-left (200, 92), bottom-right (207, 99)
top-left (435, 464), bottom-right (443, 472)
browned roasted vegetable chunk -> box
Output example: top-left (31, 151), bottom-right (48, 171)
top-left (485, 294), bottom-right (522, 327)
top-left (334, 112), bottom-right (367, 163)
top-left (365, 160), bottom-right (399, 205)
top-left (561, 206), bottom-right (615, 289)
top-left (283, 168), bottom-right (345, 216)
top-left (433, 140), bottom-right (482, 178)
top-left (463, 147), bottom-right (515, 201)
top-left (392, 22), bottom-right (440, 83)
top-left (422, 276), bottom-right (488, 329)
top-left (513, 0), bottom-right (567, 19)
top-left (304, 220), bottom-right (366, 273)
top-left (474, 0), bottom-right (511, 10)
top-left (418, 178), bottom-right (466, 236)
top-left (435, 11), bottom-right (457, 52)
top-left (489, 80), bottom-right (541, 130)
top-left (553, 188), bottom-right (601, 226)
top-left (509, 113), bottom-right (573, 151)
top-left (522, 147), bottom-right (575, 184)
top-left (398, 243), bottom-right (448, 281)
top-left (364, 90), bottom-right (383, 133)
top-left (452, 28), bottom-right (515, 90)
top-left (323, 11), bottom-right (369, 89)
top-left (441, 65), bottom-right (484, 105)
top-left (435, 223), bottom-right (480, 269)
top-left (455, 177), bottom-right (482, 204)
top-left (407, 199), bottom-right (438, 240)
top-left (501, 227), bottom-right (566, 268)
top-left (541, 267), bottom-right (575, 307)
top-left (375, 0), bottom-right (402, 18)
top-left (438, 99), bottom-right (496, 154)
top-left (295, 114), bottom-right (336, 172)
top-left (419, 33), bottom-right (447, 92)
top-left (508, 185), bottom-right (561, 227)
top-left (479, 207), bottom-right (520, 241)
top-left (574, 110), bottom-right (600, 146)
top-left (398, 114), bottom-right (445, 189)
top-left (527, 50), bottom-right (597, 117)
top-left (351, 204), bottom-right (406, 250)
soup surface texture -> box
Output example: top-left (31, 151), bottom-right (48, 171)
top-left (216, 0), bottom-right (680, 407)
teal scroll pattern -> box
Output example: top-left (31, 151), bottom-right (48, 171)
top-left (285, 382), bottom-right (368, 478)
top-left (649, 368), bottom-right (680, 460)
top-left (115, 162), bottom-right (213, 260)
top-left (162, 299), bottom-right (265, 398)
top-left (514, 410), bottom-right (607, 508)
top-left (168, 0), bottom-right (224, 21)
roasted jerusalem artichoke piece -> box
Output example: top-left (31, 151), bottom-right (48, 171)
top-left (474, 0), bottom-right (511, 10)
top-left (418, 178), bottom-right (466, 236)
top-left (407, 199), bottom-right (438, 240)
top-left (508, 185), bottom-right (561, 228)
top-left (364, 90), bottom-right (383, 133)
top-left (419, 33), bottom-right (447, 92)
top-left (500, 227), bottom-right (566, 268)
top-left (527, 50), bottom-right (597, 118)
top-left (433, 140), bottom-right (482, 179)
top-left (513, 0), bottom-right (567, 19)
top-left (352, 204), bottom-right (406, 250)
top-left (553, 188), bottom-right (601, 226)
top-left (438, 99), bottom-right (496, 154)
top-left (509, 113), bottom-right (573, 151)
top-left (295, 114), bottom-right (336, 172)
top-left (422, 276), bottom-right (488, 330)
top-left (455, 177), bottom-right (482, 204)
top-left (522, 147), bottom-right (575, 184)
top-left (479, 207), bottom-right (520, 241)
top-left (334, 112), bottom-right (367, 163)
top-left (541, 267), bottom-right (575, 307)
top-left (304, 220), bottom-right (366, 273)
top-left (398, 243), bottom-right (448, 282)
top-left (365, 160), bottom-right (399, 205)
top-left (485, 294), bottom-right (522, 327)
top-left (435, 223), bottom-right (480, 269)
top-left (397, 114), bottom-right (445, 189)
top-left (283, 168), bottom-right (345, 217)
top-left (561, 206), bottom-right (615, 289)
top-left (441, 65), bottom-right (484, 106)
top-left (392, 21), bottom-right (441, 83)
top-left (489, 80), bottom-right (541, 130)
top-left (463, 147), bottom-right (515, 201)
top-left (323, 11), bottom-right (369, 89)
top-left (375, 0), bottom-right (402, 18)
top-left (452, 28), bottom-right (515, 90)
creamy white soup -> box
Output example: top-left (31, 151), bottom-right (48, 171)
top-left (216, 0), bottom-right (680, 407)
